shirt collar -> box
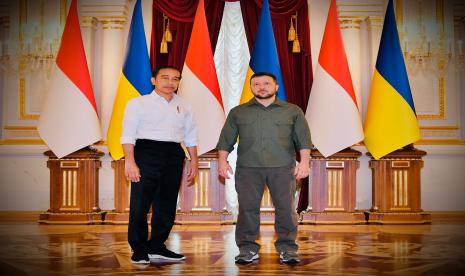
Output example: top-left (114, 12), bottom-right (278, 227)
top-left (150, 90), bottom-right (179, 103)
top-left (247, 97), bottom-right (285, 107)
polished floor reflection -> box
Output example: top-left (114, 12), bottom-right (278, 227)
top-left (0, 223), bottom-right (464, 275)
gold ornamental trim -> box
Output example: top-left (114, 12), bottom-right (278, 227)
top-left (81, 17), bottom-right (99, 29)
top-left (392, 161), bottom-right (410, 168)
top-left (395, 0), bottom-right (403, 27)
top-left (416, 139), bottom-right (465, 145)
top-left (417, 77), bottom-right (445, 120)
top-left (100, 19), bottom-right (126, 25)
top-left (324, 208), bottom-right (345, 211)
top-left (4, 125), bottom-right (37, 130)
top-left (420, 125), bottom-right (458, 130)
top-left (191, 207), bottom-right (212, 212)
top-left (0, 139), bottom-right (44, 145)
top-left (60, 0), bottom-right (67, 26)
top-left (389, 207), bottom-right (412, 211)
top-left (326, 161), bottom-right (344, 168)
top-left (60, 161), bottom-right (79, 168)
top-left (19, 79), bottom-right (39, 120)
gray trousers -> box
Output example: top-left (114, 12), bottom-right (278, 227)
top-left (235, 166), bottom-right (298, 253)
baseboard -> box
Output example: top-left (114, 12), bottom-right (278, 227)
top-left (0, 211), bottom-right (42, 222)
top-left (1, 211), bottom-right (464, 223)
top-left (429, 211), bottom-right (465, 222)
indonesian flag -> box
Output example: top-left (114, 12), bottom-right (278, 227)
top-left (305, 0), bottom-right (363, 157)
top-left (177, 0), bottom-right (225, 155)
top-left (38, 0), bottom-right (101, 158)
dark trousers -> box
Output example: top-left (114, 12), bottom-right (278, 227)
top-left (235, 166), bottom-right (298, 253)
top-left (128, 139), bottom-right (185, 254)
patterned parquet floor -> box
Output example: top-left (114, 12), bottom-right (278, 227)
top-left (0, 222), bottom-right (464, 275)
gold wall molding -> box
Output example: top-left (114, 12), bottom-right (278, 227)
top-left (366, 16), bottom-right (383, 29)
top-left (19, 79), bottom-right (39, 120)
top-left (417, 77), bottom-right (445, 120)
top-left (395, 0), bottom-right (403, 27)
top-left (100, 19), bottom-right (126, 25)
top-left (4, 125), bottom-right (37, 130)
top-left (81, 17), bottom-right (99, 29)
top-left (100, 19), bottom-right (126, 30)
top-left (102, 27), bottom-right (124, 30)
top-left (339, 19), bottom-right (362, 29)
top-left (0, 139), bottom-right (44, 145)
top-left (416, 139), bottom-right (465, 145)
top-left (420, 126), bottom-right (458, 130)
top-left (60, 0), bottom-right (67, 26)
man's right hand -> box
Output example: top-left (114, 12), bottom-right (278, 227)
top-left (125, 159), bottom-right (141, 182)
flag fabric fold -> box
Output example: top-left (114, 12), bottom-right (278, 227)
top-left (38, 0), bottom-right (101, 158)
top-left (240, 0), bottom-right (286, 103)
top-left (107, 0), bottom-right (153, 160)
top-left (305, 0), bottom-right (363, 157)
top-left (363, 0), bottom-right (420, 159)
top-left (177, 0), bottom-right (225, 155)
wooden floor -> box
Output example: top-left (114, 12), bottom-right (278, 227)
top-left (0, 222), bottom-right (465, 275)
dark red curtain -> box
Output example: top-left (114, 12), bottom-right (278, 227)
top-left (150, 0), bottom-right (225, 72)
top-left (150, 0), bottom-right (312, 213)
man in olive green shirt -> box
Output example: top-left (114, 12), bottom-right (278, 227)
top-left (216, 72), bottom-right (311, 264)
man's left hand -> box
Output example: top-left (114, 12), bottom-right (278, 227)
top-left (294, 161), bottom-right (310, 180)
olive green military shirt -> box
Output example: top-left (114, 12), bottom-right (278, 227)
top-left (216, 98), bottom-right (312, 167)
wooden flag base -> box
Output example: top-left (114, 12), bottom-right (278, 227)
top-left (39, 211), bottom-right (104, 225)
top-left (300, 148), bottom-right (363, 224)
top-left (300, 211), bottom-right (366, 224)
top-left (367, 211), bottom-right (431, 224)
top-left (39, 147), bottom-right (104, 225)
top-left (367, 145), bottom-right (431, 224)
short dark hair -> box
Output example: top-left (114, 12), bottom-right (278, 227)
top-left (152, 66), bottom-right (181, 79)
top-left (250, 72), bottom-right (277, 84)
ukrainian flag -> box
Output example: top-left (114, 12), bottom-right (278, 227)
top-left (364, 0), bottom-right (420, 159)
top-left (240, 0), bottom-right (286, 103)
top-left (107, 0), bottom-right (153, 160)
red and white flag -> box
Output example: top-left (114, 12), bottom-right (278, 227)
top-left (38, 0), bottom-right (101, 158)
top-left (305, 0), bottom-right (363, 157)
top-left (177, 0), bottom-right (225, 155)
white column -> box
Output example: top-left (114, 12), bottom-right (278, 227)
top-left (79, 0), bottom-right (130, 140)
top-left (98, 19), bottom-right (126, 139)
top-left (80, 17), bottom-right (98, 80)
top-left (340, 19), bottom-right (363, 112)
top-left (366, 16), bottom-right (383, 75)
top-left (364, 16), bottom-right (383, 117)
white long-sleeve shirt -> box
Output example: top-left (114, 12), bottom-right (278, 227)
top-left (120, 91), bottom-right (198, 147)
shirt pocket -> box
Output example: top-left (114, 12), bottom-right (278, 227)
top-left (173, 109), bottom-right (186, 131)
top-left (237, 117), bottom-right (255, 138)
top-left (273, 116), bottom-right (293, 138)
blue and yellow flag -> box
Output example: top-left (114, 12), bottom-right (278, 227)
top-left (363, 0), bottom-right (420, 159)
top-left (107, 0), bottom-right (153, 160)
top-left (240, 0), bottom-right (286, 103)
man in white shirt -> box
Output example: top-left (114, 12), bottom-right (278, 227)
top-left (121, 66), bottom-right (198, 264)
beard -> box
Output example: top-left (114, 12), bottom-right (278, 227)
top-left (253, 90), bottom-right (276, 99)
